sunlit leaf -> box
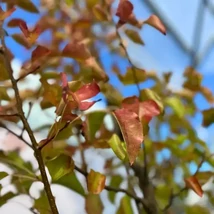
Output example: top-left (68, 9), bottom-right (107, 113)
top-left (47, 154), bottom-right (74, 181)
top-left (0, 6), bottom-right (15, 21)
top-left (185, 176), bottom-right (203, 197)
top-left (93, 4), bottom-right (108, 21)
top-left (144, 15), bottom-right (166, 35)
top-left (87, 169), bottom-right (106, 194)
top-left (108, 134), bottom-right (127, 161)
top-left (165, 97), bottom-right (185, 118)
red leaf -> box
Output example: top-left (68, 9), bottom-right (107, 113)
top-left (139, 100), bottom-right (160, 122)
top-left (60, 72), bottom-right (68, 89)
top-left (0, 7), bottom-right (16, 21)
top-left (116, 0), bottom-right (133, 23)
top-left (75, 81), bottom-right (100, 101)
top-left (62, 42), bottom-right (91, 61)
top-left (19, 20), bottom-right (29, 37)
top-left (8, 18), bottom-right (25, 28)
top-left (144, 15), bottom-right (166, 35)
top-left (113, 108), bottom-right (143, 165)
top-left (122, 96), bottom-right (139, 115)
top-left (185, 176), bottom-right (203, 197)
top-left (79, 99), bottom-right (101, 111)
top-left (31, 45), bottom-right (51, 62)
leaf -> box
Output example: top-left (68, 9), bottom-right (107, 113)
top-left (16, 0), bottom-right (39, 13)
top-left (0, 6), bottom-right (16, 21)
top-left (202, 108), bottom-right (214, 127)
top-left (93, 4), bottom-right (108, 21)
top-left (31, 45), bottom-right (51, 62)
top-left (62, 42), bottom-right (91, 61)
top-left (84, 111), bottom-right (106, 141)
top-left (196, 171), bottom-right (213, 185)
top-left (11, 33), bottom-right (30, 49)
top-left (144, 15), bottom-right (166, 35)
top-left (108, 175), bottom-right (123, 203)
top-left (46, 154), bottom-right (74, 181)
top-left (140, 88), bottom-right (164, 113)
top-left (87, 169), bottom-right (106, 194)
top-left (108, 134), bottom-right (127, 161)
top-left (0, 192), bottom-right (16, 207)
top-left (118, 67), bottom-right (146, 85)
top-left (34, 191), bottom-right (51, 214)
top-left (185, 176), bottom-right (203, 197)
top-left (0, 171), bottom-right (8, 180)
top-left (125, 29), bottom-right (144, 45)
top-left (0, 53), bottom-right (9, 81)
top-left (165, 97), bottom-right (185, 118)
top-left (113, 108), bottom-right (143, 164)
top-left (116, 0), bottom-right (133, 24)
top-left (116, 196), bottom-right (133, 214)
top-left (54, 172), bottom-right (85, 196)
top-left (7, 18), bottom-right (26, 28)
top-left (185, 205), bottom-right (210, 214)
top-left (85, 194), bottom-right (104, 214)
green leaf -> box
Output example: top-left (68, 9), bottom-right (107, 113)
top-left (165, 97), bottom-right (185, 118)
top-left (140, 88), bottom-right (164, 113)
top-left (34, 191), bottom-right (51, 214)
top-left (125, 29), bottom-right (144, 45)
top-left (0, 192), bottom-right (16, 207)
top-left (54, 172), bottom-right (85, 196)
top-left (108, 175), bottom-right (123, 203)
top-left (65, 0), bottom-right (75, 6)
top-left (85, 193), bottom-right (104, 214)
top-left (0, 171), bottom-right (8, 180)
top-left (116, 196), bottom-right (133, 214)
top-left (47, 154), bottom-right (74, 181)
top-left (87, 169), bottom-right (106, 194)
top-left (196, 171), bottom-right (213, 185)
top-left (155, 184), bottom-right (171, 208)
top-left (118, 67), bottom-right (146, 85)
top-left (202, 108), bottom-right (214, 127)
top-left (85, 111), bottom-right (106, 141)
top-left (108, 134), bottom-right (127, 161)
top-left (185, 205), bottom-right (210, 214)
top-left (0, 87), bottom-right (10, 100)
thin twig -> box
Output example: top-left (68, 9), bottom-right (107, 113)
top-left (74, 165), bottom-right (147, 205)
top-left (0, 113), bottom-right (20, 117)
top-left (16, 66), bottom-right (40, 82)
top-left (0, 33), bottom-right (59, 213)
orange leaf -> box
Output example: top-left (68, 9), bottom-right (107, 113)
top-left (144, 15), bottom-right (166, 35)
top-left (87, 169), bottom-right (106, 194)
top-left (185, 176), bottom-right (203, 197)
top-left (31, 45), bottom-right (51, 62)
top-left (0, 7), bottom-right (16, 21)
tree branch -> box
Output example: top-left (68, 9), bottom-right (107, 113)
top-left (0, 35), bottom-right (59, 213)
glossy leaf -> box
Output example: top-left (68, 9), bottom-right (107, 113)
top-left (116, 196), bottom-right (133, 214)
top-left (108, 134), bottom-right (127, 161)
top-left (87, 169), bottom-right (106, 194)
top-left (47, 154), bottom-right (74, 181)
top-left (185, 176), bottom-right (203, 197)
top-left (144, 15), bottom-right (166, 35)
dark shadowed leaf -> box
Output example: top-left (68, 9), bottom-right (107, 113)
top-left (47, 154), bottom-right (74, 181)
top-left (108, 175), bottom-right (123, 203)
top-left (116, 0), bottom-right (133, 24)
top-left (113, 108), bottom-right (143, 164)
top-left (11, 33), bottom-right (30, 48)
top-left (87, 169), bottom-right (106, 194)
top-left (144, 15), bottom-right (166, 35)
top-left (108, 134), bottom-right (127, 161)
top-left (31, 45), bottom-right (51, 62)
top-left (116, 196), bottom-right (133, 214)
top-left (54, 172), bottom-right (85, 196)
top-left (185, 176), bottom-right (203, 197)
top-left (202, 108), bottom-right (214, 127)
top-left (125, 29), bottom-right (144, 45)
top-left (7, 18), bottom-right (26, 28)
top-left (85, 194), bottom-right (104, 214)
top-left (0, 171), bottom-right (8, 180)
top-left (0, 192), bottom-right (16, 207)
top-left (16, 0), bottom-right (39, 13)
